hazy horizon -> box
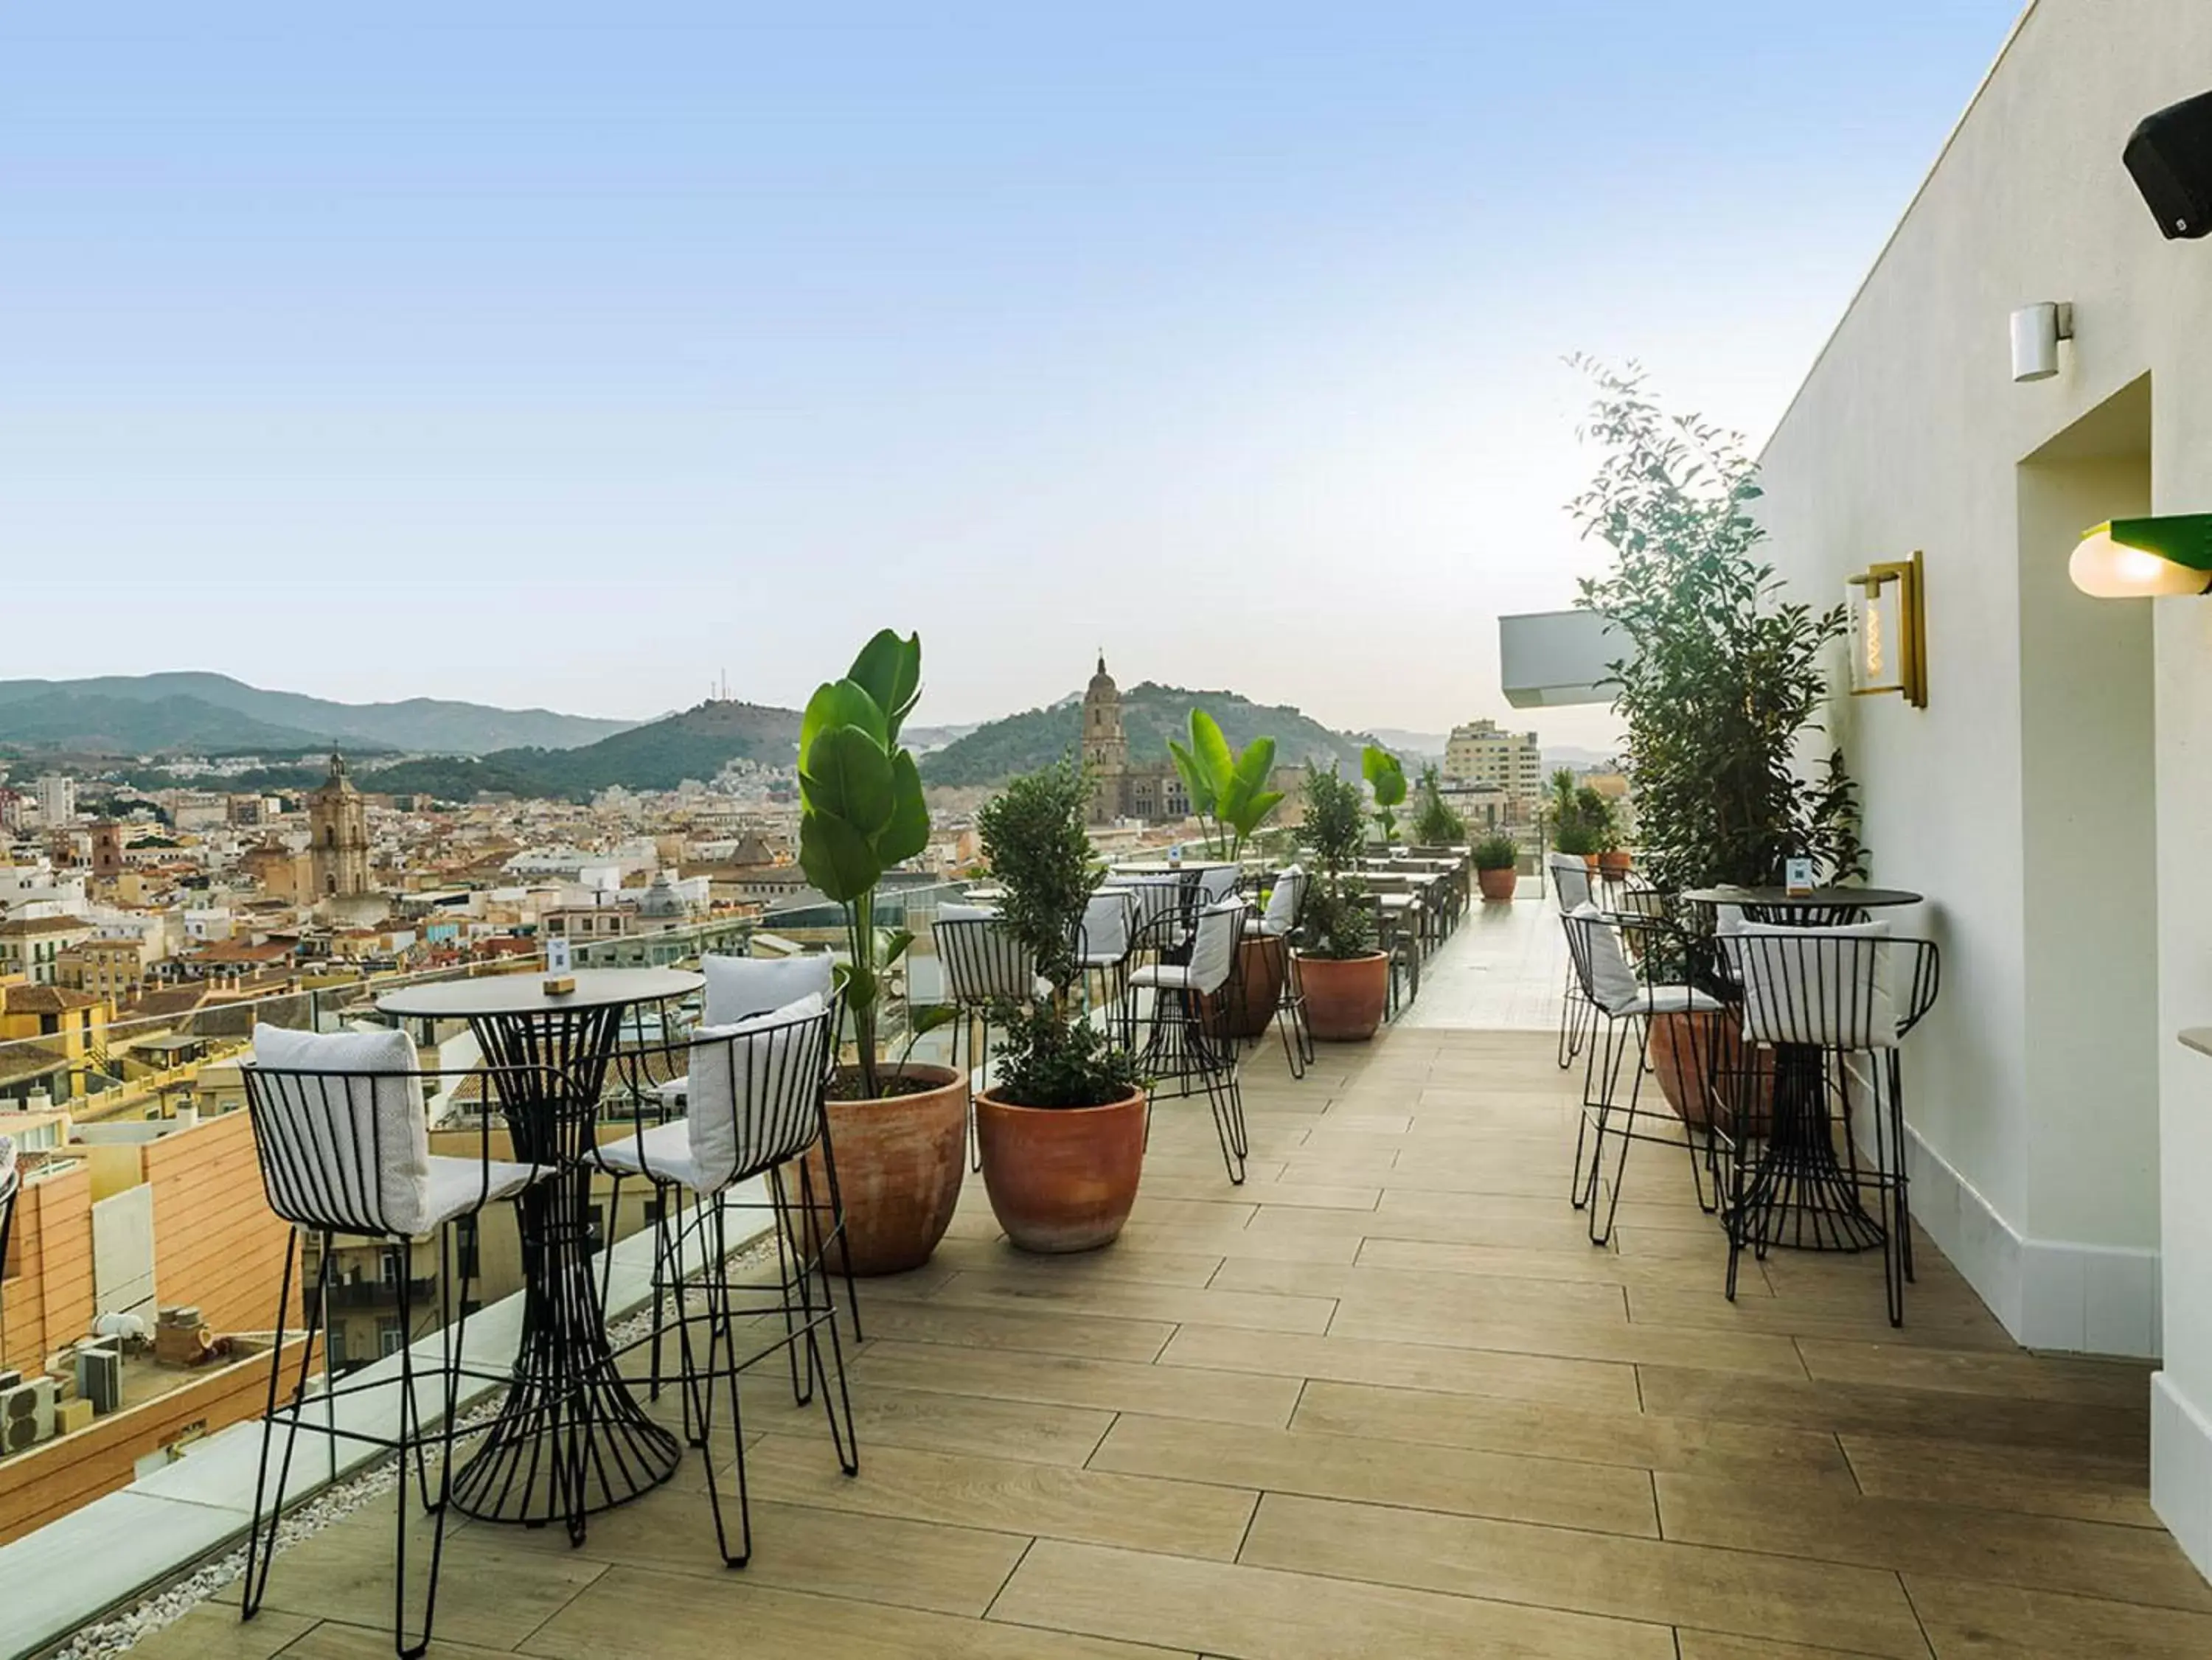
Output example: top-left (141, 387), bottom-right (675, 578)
top-left (2, 3), bottom-right (2023, 746)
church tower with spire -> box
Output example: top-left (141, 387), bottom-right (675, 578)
top-left (1082, 653), bottom-right (1129, 826)
top-left (307, 753), bottom-right (371, 898)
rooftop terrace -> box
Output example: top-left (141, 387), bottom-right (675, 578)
top-left (116, 920), bottom-right (2198, 1659)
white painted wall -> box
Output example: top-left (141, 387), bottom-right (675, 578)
top-left (1752, 0), bottom-right (2212, 1574)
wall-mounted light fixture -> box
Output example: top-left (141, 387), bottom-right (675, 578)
top-left (2010, 301), bottom-right (2074, 383)
top-left (1847, 552), bottom-right (1927, 708)
top-left (2070, 515), bottom-right (2212, 598)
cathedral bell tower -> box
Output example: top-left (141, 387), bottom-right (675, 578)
top-left (307, 753), bottom-right (371, 899)
top-left (1082, 653), bottom-right (1128, 826)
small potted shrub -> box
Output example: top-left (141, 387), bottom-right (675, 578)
top-left (1410, 764), bottom-right (1469, 850)
top-left (1583, 788), bottom-right (1632, 878)
top-left (1293, 762), bottom-right (1389, 1040)
top-left (794, 630), bottom-right (966, 1274)
top-left (973, 758), bottom-right (1147, 1253)
top-left (1472, 832), bottom-right (1520, 902)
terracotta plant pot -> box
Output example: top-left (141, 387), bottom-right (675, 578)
top-left (1476, 866), bottom-right (1518, 902)
top-left (1206, 935), bottom-right (1284, 1041)
top-left (974, 1086), bottom-right (1148, 1254)
top-left (1296, 951), bottom-right (1390, 1042)
top-left (1598, 851), bottom-right (1632, 878)
top-left (1649, 1014), bottom-right (1773, 1137)
top-left (799, 1064), bottom-right (967, 1275)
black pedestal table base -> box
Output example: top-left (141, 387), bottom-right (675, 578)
top-left (451, 1002), bottom-right (681, 1534)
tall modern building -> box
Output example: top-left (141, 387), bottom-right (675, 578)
top-left (307, 753), bottom-right (371, 898)
top-left (1442, 719), bottom-right (1542, 799)
top-left (34, 775), bottom-right (76, 829)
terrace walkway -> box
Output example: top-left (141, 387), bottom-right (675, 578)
top-left (134, 928), bottom-right (2202, 1659)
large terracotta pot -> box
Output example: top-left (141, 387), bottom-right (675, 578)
top-left (1649, 1014), bottom-right (1773, 1136)
top-left (800, 1064), bottom-right (967, 1275)
top-left (1598, 850), bottom-right (1632, 878)
top-left (975, 1087), bottom-right (1147, 1253)
top-left (1297, 951), bottom-right (1389, 1042)
top-left (1476, 866), bottom-right (1518, 902)
top-left (1206, 935), bottom-right (1284, 1040)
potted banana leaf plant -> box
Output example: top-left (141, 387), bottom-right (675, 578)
top-left (1169, 709), bottom-right (1287, 1037)
top-left (794, 630), bottom-right (964, 1274)
top-left (1362, 744), bottom-right (1408, 848)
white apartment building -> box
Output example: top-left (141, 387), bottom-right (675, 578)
top-left (1441, 719), bottom-right (1543, 799)
top-left (35, 773), bottom-right (77, 828)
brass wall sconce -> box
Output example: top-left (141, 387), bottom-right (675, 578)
top-left (1847, 551), bottom-right (1927, 708)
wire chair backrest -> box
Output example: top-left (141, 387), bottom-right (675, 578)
top-left (1548, 854), bottom-right (1593, 910)
top-left (244, 1025), bottom-right (432, 1235)
top-left (1077, 888), bottom-right (1138, 966)
top-left (1197, 865), bottom-right (1242, 905)
top-left (1110, 873), bottom-right (1185, 938)
top-left (1186, 900), bottom-right (1248, 997)
top-left (937, 915), bottom-right (1040, 1005)
top-left (1719, 927), bottom-right (1939, 1051)
top-left (675, 997), bottom-right (834, 1189)
top-left (701, 951), bottom-right (835, 1025)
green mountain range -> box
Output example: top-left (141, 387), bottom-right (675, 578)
top-left (922, 682), bottom-right (1374, 787)
top-left (0, 672), bottom-right (635, 756)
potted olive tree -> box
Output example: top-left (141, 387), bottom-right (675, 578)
top-left (973, 757), bottom-right (1147, 1252)
top-left (1571, 363), bottom-right (1865, 1123)
top-left (1410, 764), bottom-right (1469, 848)
top-left (794, 630), bottom-right (964, 1274)
top-left (1169, 708), bottom-right (1287, 1037)
top-left (1473, 831), bottom-right (1520, 902)
top-left (1293, 762), bottom-right (1388, 1040)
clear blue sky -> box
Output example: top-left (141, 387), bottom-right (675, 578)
top-left (1, 2), bottom-right (2023, 742)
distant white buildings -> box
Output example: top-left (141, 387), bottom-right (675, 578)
top-left (35, 773), bottom-right (77, 828)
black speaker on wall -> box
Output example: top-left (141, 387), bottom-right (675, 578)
top-left (2124, 88), bottom-right (2212, 239)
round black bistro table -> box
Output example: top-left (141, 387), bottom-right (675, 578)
top-left (1677, 887), bottom-right (1922, 1253)
top-left (378, 967), bottom-right (702, 1538)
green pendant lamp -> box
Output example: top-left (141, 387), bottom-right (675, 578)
top-left (2070, 515), bottom-right (2212, 598)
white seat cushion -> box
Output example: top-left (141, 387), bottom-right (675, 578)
top-left (702, 952), bottom-right (835, 1025)
top-left (1641, 985), bottom-right (1726, 1016)
top-left (1569, 903), bottom-right (1644, 1015)
top-left (1129, 963), bottom-right (1197, 991)
top-left (420, 1154), bottom-right (543, 1230)
top-left (936, 902), bottom-right (998, 922)
top-left (597, 1118), bottom-right (721, 1189)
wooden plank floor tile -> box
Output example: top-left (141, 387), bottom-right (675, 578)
top-left (923, 1269), bottom-right (1338, 1334)
top-left (1326, 1299), bottom-right (1811, 1379)
top-left (1638, 1364), bottom-right (2150, 1457)
top-left (1289, 1378), bottom-right (1857, 1489)
top-left (1158, 1323), bottom-right (1643, 1413)
top-left (209, 1515), bottom-right (605, 1651)
top-left (521, 1566), bottom-right (1192, 1659)
top-left (852, 1297), bottom-right (1175, 1362)
top-left (1206, 1256), bottom-right (1632, 1319)
top-left (1655, 1471), bottom-right (2212, 1612)
top-left (1904, 1572), bottom-right (2212, 1658)
top-left (990, 1537), bottom-right (1676, 1659)
top-left (742, 1380), bottom-right (1115, 1465)
top-left (1795, 1338), bottom-right (2154, 1408)
top-left (853, 1339), bottom-right (1303, 1427)
top-left (123, 1606), bottom-right (319, 1660)
top-left (493, 1488), bottom-right (1028, 1614)
top-left (926, 1234), bottom-right (1229, 1288)
top-left (1627, 1285), bottom-right (2018, 1350)
top-left (1088, 1413), bottom-right (1660, 1535)
top-left (737, 1436), bottom-right (1259, 1561)
top-left (1356, 1235), bottom-right (1762, 1294)
top-left (1238, 1491), bottom-right (1931, 1659)
top-left (1838, 1432), bottom-right (2158, 1527)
